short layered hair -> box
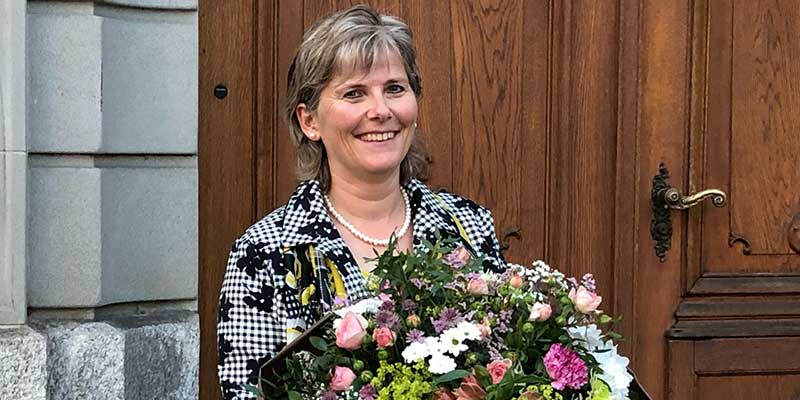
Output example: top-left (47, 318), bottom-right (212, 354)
top-left (284, 5), bottom-right (429, 192)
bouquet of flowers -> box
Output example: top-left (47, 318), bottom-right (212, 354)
top-left (254, 238), bottom-right (644, 400)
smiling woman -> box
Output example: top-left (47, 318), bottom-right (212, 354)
top-left (216, 5), bottom-right (506, 400)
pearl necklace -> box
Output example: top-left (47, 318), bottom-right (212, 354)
top-left (324, 189), bottom-right (411, 247)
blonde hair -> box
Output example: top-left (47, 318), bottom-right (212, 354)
top-left (284, 5), bottom-right (429, 192)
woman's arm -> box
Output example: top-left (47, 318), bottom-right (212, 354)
top-left (217, 237), bottom-right (285, 400)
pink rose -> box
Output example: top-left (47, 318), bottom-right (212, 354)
top-left (528, 302), bottom-right (552, 321)
top-left (509, 273), bottom-right (524, 289)
top-left (372, 326), bottom-right (396, 348)
top-left (335, 312), bottom-right (368, 350)
top-left (486, 359), bottom-right (513, 384)
top-left (467, 277), bottom-right (489, 295)
top-left (329, 366), bottom-right (356, 391)
top-left (568, 286), bottom-right (602, 313)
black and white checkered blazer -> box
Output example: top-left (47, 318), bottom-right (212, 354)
top-left (217, 178), bottom-right (505, 399)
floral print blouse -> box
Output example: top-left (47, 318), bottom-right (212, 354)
top-left (217, 178), bottom-right (505, 399)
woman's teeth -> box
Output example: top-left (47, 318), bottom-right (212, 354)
top-left (360, 132), bottom-right (396, 142)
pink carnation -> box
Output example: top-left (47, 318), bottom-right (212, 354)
top-left (543, 343), bottom-right (589, 390)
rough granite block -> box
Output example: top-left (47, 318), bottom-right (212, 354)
top-left (35, 321), bottom-right (125, 400)
top-left (116, 312), bottom-right (199, 400)
top-left (0, 326), bottom-right (47, 400)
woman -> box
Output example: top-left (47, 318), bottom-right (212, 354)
top-left (217, 5), bottom-right (505, 399)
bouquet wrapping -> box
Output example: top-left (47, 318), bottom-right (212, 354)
top-left (255, 238), bottom-right (646, 400)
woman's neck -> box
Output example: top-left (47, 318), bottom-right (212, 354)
top-left (326, 169), bottom-right (404, 223)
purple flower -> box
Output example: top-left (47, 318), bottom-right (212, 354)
top-left (432, 307), bottom-right (463, 333)
top-left (405, 329), bottom-right (425, 344)
top-left (581, 273), bottom-right (596, 292)
top-left (543, 343), bottom-right (589, 390)
top-left (333, 296), bottom-right (351, 308)
top-left (402, 299), bottom-right (417, 311)
top-left (410, 278), bottom-right (430, 290)
top-left (358, 384), bottom-right (378, 400)
top-left (375, 310), bottom-right (400, 329)
top-left (380, 299), bottom-right (395, 312)
top-left (320, 390), bottom-right (338, 400)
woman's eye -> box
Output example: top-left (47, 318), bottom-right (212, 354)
top-left (343, 89), bottom-right (362, 99)
top-left (387, 84), bottom-right (406, 94)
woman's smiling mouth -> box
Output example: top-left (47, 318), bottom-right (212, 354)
top-left (357, 131), bottom-right (398, 142)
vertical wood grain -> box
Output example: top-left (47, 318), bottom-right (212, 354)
top-left (451, 0), bottom-right (523, 240)
top-left (513, 0), bottom-right (551, 263)
top-left (273, 1), bottom-right (304, 205)
top-left (635, 0), bottom-right (691, 396)
top-left (731, 0), bottom-right (800, 255)
top-left (667, 340), bottom-right (697, 400)
top-left (199, 1), bottom-right (256, 399)
top-left (547, 0), bottom-right (620, 311)
top-left (614, 0), bottom-right (642, 363)
top-left (255, 0), bottom-right (276, 218)
top-left (402, 0), bottom-right (454, 192)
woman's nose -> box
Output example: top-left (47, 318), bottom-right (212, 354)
top-left (366, 96), bottom-right (392, 121)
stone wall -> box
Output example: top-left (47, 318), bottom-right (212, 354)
top-left (0, 1), bottom-right (200, 398)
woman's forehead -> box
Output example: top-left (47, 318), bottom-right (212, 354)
top-left (331, 50), bottom-right (408, 85)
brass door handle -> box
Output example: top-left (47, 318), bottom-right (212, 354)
top-left (650, 163), bottom-right (728, 262)
top-left (658, 187), bottom-right (727, 210)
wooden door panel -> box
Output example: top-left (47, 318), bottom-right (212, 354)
top-left (699, 0), bottom-right (800, 275)
top-left (668, 338), bottom-right (800, 400)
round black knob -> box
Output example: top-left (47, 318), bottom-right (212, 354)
top-left (214, 84), bottom-right (228, 99)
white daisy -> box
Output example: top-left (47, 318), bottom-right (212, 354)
top-left (428, 352), bottom-right (457, 375)
top-left (401, 341), bottom-right (430, 363)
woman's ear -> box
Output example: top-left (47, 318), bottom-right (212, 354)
top-left (295, 104), bottom-right (320, 141)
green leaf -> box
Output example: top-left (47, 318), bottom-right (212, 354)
top-left (474, 365), bottom-right (492, 387)
top-left (287, 391), bottom-right (303, 400)
top-left (310, 336), bottom-right (328, 352)
top-left (242, 384), bottom-right (263, 396)
top-left (432, 369), bottom-right (471, 385)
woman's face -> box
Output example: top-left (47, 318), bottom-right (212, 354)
top-left (296, 50), bottom-right (418, 183)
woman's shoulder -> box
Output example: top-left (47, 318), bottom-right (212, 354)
top-left (433, 189), bottom-right (494, 223)
top-left (234, 205), bottom-right (288, 254)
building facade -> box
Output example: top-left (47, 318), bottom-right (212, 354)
top-left (1, 1), bottom-right (199, 398)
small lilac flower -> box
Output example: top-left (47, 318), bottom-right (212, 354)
top-left (333, 296), bottom-right (350, 308)
top-left (379, 299), bottom-right (395, 312)
top-left (320, 390), bottom-right (338, 400)
top-left (432, 307), bottom-right (463, 333)
top-left (410, 278), bottom-right (430, 290)
top-left (567, 277), bottom-right (579, 288)
top-left (375, 310), bottom-right (400, 329)
top-left (359, 384), bottom-right (378, 400)
top-left (581, 273), bottom-right (596, 292)
top-left (402, 299), bottom-right (417, 311)
top-left (405, 329), bottom-right (425, 344)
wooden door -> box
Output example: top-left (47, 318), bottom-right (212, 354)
top-left (632, 0), bottom-right (800, 399)
top-left (199, 1), bottom-right (800, 399)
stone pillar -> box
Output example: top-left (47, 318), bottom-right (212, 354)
top-left (12, 0), bottom-right (200, 398)
top-left (0, 0), bottom-right (27, 326)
